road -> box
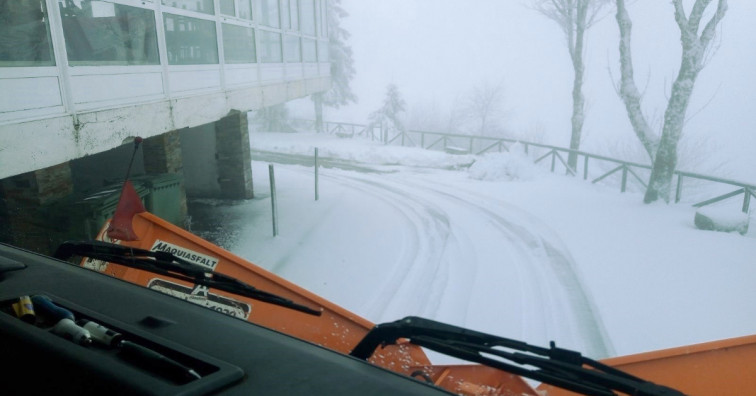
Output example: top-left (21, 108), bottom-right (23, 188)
top-left (219, 151), bottom-right (614, 359)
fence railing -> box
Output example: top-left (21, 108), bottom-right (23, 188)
top-left (290, 119), bottom-right (755, 213)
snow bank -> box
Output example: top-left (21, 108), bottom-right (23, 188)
top-left (695, 206), bottom-right (750, 235)
top-left (251, 131), bottom-right (476, 168)
top-left (467, 152), bottom-right (542, 181)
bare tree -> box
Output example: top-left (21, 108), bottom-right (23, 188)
top-left (463, 81), bottom-right (507, 137)
top-left (252, 103), bottom-right (294, 132)
top-left (534, 0), bottom-right (609, 171)
top-left (615, 0), bottom-right (727, 203)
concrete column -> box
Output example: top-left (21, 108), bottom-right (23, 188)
top-left (215, 110), bottom-right (254, 199)
top-left (143, 130), bottom-right (183, 174)
top-left (0, 163), bottom-right (74, 254)
top-left (143, 130), bottom-right (188, 226)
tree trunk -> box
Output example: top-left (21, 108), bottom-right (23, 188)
top-left (643, 0), bottom-right (727, 203)
top-left (567, 2), bottom-right (588, 172)
top-left (643, 49), bottom-right (699, 203)
top-left (615, 0), bottom-right (659, 160)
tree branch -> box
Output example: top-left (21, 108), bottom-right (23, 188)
top-left (700, 0), bottom-right (728, 50)
top-left (688, 0), bottom-right (713, 32)
top-left (671, 0), bottom-right (690, 35)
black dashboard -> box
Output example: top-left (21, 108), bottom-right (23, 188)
top-left (0, 243), bottom-right (451, 395)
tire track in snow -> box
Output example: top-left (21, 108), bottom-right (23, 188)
top-left (403, 176), bottom-right (614, 358)
top-left (319, 171), bottom-right (463, 321)
top-left (282, 161), bottom-right (612, 358)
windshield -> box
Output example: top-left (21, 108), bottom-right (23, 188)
top-left (1, 0), bottom-right (754, 394)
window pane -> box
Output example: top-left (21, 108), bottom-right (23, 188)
top-left (161, 0), bottom-right (215, 15)
top-left (320, 0), bottom-right (327, 37)
top-left (289, 0), bottom-right (299, 31)
top-left (257, 0), bottom-right (280, 28)
top-left (219, 0), bottom-right (235, 16)
top-left (238, 0), bottom-right (252, 20)
top-left (284, 35), bottom-right (300, 62)
top-left (60, 1), bottom-right (159, 66)
top-left (281, 0), bottom-right (290, 29)
top-left (0, 0), bottom-right (55, 66)
top-left (317, 40), bottom-right (328, 62)
top-left (302, 38), bottom-right (316, 62)
top-left (222, 24), bottom-right (255, 64)
top-left (259, 30), bottom-right (281, 63)
top-left (163, 14), bottom-right (218, 65)
top-left (299, 0), bottom-right (315, 36)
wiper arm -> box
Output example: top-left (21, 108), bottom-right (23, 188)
top-left (54, 241), bottom-right (322, 316)
top-left (350, 316), bottom-right (686, 396)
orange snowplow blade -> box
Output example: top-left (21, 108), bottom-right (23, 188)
top-left (87, 212), bottom-right (536, 395)
top-left (87, 211), bottom-right (756, 395)
top-left (537, 333), bottom-right (756, 395)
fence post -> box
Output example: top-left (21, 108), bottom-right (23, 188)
top-left (524, 143), bottom-right (529, 155)
top-left (621, 166), bottom-right (628, 193)
top-left (469, 136), bottom-right (474, 153)
top-left (743, 188), bottom-right (751, 213)
top-left (269, 164), bottom-right (278, 237)
top-left (314, 148), bottom-right (319, 201)
top-left (583, 156), bottom-right (589, 180)
top-left (550, 151), bottom-right (556, 172)
top-left (675, 175), bottom-right (684, 203)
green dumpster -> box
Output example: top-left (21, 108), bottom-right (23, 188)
top-left (131, 173), bottom-right (185, 226)
top-left (74, 182), bottom-right (150, 239)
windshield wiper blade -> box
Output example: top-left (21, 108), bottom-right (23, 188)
top-left (54, 241), bottom-right (322, 316)
top-left (350, 316), bottom-right (686, 396)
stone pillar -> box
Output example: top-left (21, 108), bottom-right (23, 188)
top-left (0, 163), bottom-right (74, 254)
top-left (143, 130), bottom-right (188, 226)
top-left (143, 130), bottom-right (183, 174)
top-left (215, 110), bottom-right (254, 199)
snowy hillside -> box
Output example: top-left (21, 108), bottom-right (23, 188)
top-left (195, 130), bottom-right (756, 360)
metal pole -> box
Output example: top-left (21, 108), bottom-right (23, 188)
top-left (314, 148), bottom-right (319, 201)
top-left (269, 164), bottom-right (278, 237)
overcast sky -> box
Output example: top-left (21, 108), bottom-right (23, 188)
top-left (306, 0), bottom-right (756, 182)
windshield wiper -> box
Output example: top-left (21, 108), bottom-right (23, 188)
top-left (350, 316), bottom-right (686, 396)
top-left (54, 240), bottom-right (322, 316)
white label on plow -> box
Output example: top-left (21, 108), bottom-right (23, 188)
top-left (150, 240), bottom-right (219, 270)
top-left (148, 278), bottom-right (251, 319)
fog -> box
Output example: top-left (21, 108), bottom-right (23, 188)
top-left (297, 0), bottom-right (756, 183)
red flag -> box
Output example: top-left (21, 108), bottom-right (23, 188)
top-left (106, 180), bottom-right (146, 241)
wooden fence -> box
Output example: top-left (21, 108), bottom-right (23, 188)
top-left (290, 119), bottom-right (755, 213)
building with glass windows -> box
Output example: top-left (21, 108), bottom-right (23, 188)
top-left (0, 0), bottom-right (332, 253)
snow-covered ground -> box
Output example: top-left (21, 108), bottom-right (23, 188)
top-left (202, 130), bottom-right (756, 361)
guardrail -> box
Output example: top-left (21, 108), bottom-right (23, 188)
top-left (291, 119), bottom-right (755, 213)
